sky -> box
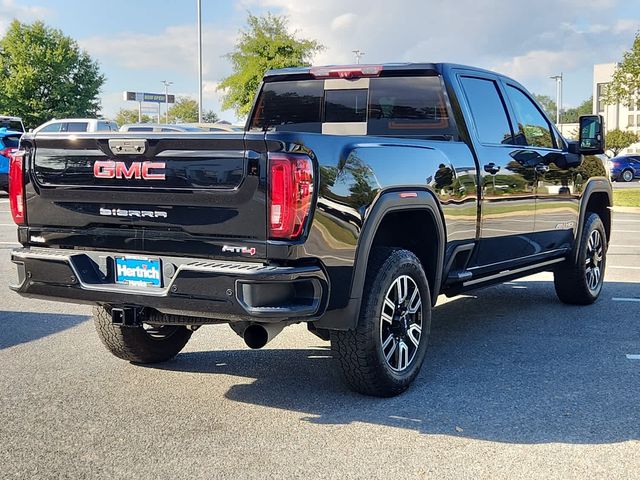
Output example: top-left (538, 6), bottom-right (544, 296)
top-left (1, 0), bottom-right (639, 124)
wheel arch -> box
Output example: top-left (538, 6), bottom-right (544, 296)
top-left (315, 189), bottom-right (446, 330)
top-left (574, 179), bottom-right (612, 262)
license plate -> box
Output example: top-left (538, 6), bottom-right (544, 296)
top-left (115, 256), bottom-right (162, 287)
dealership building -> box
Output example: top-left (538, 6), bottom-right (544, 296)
top-left (593, 63), bottom-right (640, 155)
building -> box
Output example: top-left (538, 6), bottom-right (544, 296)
top-left (593, 63), bottom-right (640, 155)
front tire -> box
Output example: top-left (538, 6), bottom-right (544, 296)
top-left (554, 213), bottom-right (607, 305)
top-left (331, 248), bottom-right (431, 397)
top-left (93, 307), bottom-right (192, 363)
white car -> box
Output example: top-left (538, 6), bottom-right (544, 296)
top-left (0, 116), bottom-right (25, 133)
top-left (34, 118), bottom-right (119, 133)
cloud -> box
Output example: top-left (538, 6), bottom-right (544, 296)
top-left (0, 0), bottom-right (50, 34)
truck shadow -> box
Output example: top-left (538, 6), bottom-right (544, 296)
top-left (156, 280), bottom-right (640, 445)
top-left (0, 311), bottom-right (88, 349)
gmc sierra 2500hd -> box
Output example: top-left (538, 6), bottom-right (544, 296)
top-left (9, 63), bottom-right (611, 397)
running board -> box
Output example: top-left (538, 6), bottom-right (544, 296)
top-left (462, 258), bottom-right (565, 287)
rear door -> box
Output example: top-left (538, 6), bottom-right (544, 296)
top-left (455, 72), bottom-right (537, 267)
top-left (24, 132), bottom-right (268, 260)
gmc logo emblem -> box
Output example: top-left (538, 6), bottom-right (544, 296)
top-left (93, 161), bottom-right (166, 180)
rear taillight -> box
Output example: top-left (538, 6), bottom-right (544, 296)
top-left (0, 147), bottom-right (14, 158)
top-left (269, 153), bottom-right (314, 239)
top-left (9, 150), bottom-right (26, 225)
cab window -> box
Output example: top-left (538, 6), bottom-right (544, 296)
top-left (506, 85), bottom-right (555, 149)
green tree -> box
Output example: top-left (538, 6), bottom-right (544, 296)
top-left (202, 110), bottom-right (219, 123)
top-left (534, 94), bottom-right (557, 120)
top-left (167, 97), bottom-right (199, 123)
top-left (218, 12), bottom-right (323, 117)
top-left (0, 20), bottom-right (105, 128)
top-left (562, 97), bottom-right (593, 123)
top-left (604, 31), bottom-right (640, 107)
top-left (605, 128), bottom-right (639, 157)
top-left (114, 108), bottom-right (152, 125)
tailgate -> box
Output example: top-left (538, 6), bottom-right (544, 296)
top-left (23, 132), bottom-right (268, 260)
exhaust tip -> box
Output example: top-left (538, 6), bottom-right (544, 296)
top-left (243, 324), bottom-right (269, 349)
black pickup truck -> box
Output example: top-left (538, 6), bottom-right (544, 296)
top-left (9, 63), bottom-right (611, 397)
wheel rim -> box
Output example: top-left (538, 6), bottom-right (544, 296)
top-left (143, 324), bottom-right (180, 341)
top-left (379, 275), bottom-right (423, 372)
top-left (623, 170), bottom-right (633, 182)
top-left (585, 229), bottom-right (604, 292)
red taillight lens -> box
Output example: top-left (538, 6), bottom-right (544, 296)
top-left (9, 150), bottom-right (26, 225)
top-left (269, 153), bottom-right (314, 239)
top-left (0, 147), bottom-right (14, 158)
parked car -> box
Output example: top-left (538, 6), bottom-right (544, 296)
top-left (0, 116), bottom-right (25, 133)
top-left (0, 127), bottom-right (22, 192)
top-left (119, 124), bottom-right (205, 133)
top-left (9, 63), bottom-right (611, 397)
top-left (185, 122), bottom-right (244, 132)
top-left (34, 118), bottom-right (119, 134)
top-left (609, 154), bottom-right (640, 182)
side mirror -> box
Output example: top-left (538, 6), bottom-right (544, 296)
top-left (578, 115), bottom-right (605, 155)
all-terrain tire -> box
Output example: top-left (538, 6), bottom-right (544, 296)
top-left (93, 306), bottom-right (192, 363)
top-left (331, 248), bottom-right (431, 397)
top-left (554, 213), bottom-right (607, 305)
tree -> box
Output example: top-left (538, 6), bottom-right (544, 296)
top-left (0, 20), bottom-right (105, 128)
top-left (604, 31), bottom-right (640, 107)
top-left (218, 12), bottom-right (323, 117)
top-left (534, 94), bottom-right (557, 120)
top-left (166, 97), bottom-right (198, 123)
top-left (562, 97), bottom-right (593, 123)
top-left (605, 128), bottom-right (639, 157)
top-left (202, 110), bottom-right (219, 123)
top-left (114, 108), bottom-right (152, 125)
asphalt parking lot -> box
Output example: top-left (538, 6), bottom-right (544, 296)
top-left (0, 195), bottom-right (638, 479)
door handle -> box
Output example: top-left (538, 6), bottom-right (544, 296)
top-left (535, 163), bottom-right (549, 174)
top-left (483, 163), bottom-right (501, 175)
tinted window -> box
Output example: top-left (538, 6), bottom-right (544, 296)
top-left (250, 80), bottom-right (323, 132)
top-left (3, 135), bottom-right (20, 148)
top-left (128, 127), bottom-right (153, 132)
top-left (460, 77), bottom-right (514, 145)
top-left (368, 76), bottom-right (454, 138)
top-left (97, 122), bottom-right (111, 132)
top-left (0, 120), bottom-right (23, 132)
top-left (506, 85), bottom-right (555, 149)
top-left (66, 122), bottom-right (89, 132)
top-left (40, 123), bottom-right (62, 133)
top-left (325, 89), bottom-right (368, 123)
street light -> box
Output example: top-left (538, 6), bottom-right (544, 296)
top-left (161, 80), bottom-right (173, 124)
top-left (197, 0), bottom-right (203, 123)
top-left (550, 73), bottom-right (563, 125)
top-left (353, 49), bottom-right (365, 64)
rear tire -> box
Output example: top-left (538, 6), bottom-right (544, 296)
top-left (93, 306), bottom-right (192, 363)
top-left (331, 248), bottom-right (431, 397)
top-left (622, 169), bottom-right (634, 182)
top-left (554, 213), bottom-right (607, 305)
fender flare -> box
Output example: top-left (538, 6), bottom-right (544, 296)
top-left (573, 178), bottom-right (612, 262)
top-left (316, 189), bottom-right (446, 330)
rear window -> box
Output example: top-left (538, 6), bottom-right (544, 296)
top-left (2, 135), bottom-right (20, 148)
top-left (0, 120), bottom-right (24, 132)
top-left (250, 75), bottom-right (455, 139)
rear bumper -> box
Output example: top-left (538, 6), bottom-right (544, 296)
top-left (10, 247), bottom-right (328, 323)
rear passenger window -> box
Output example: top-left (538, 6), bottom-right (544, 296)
top-left (460, 77), bottom-right (514, 145)
top-left (367, 76), bottom-right (454, 138)
top-left (66, 122), bottom-right (89, 132)
top-left (506, 85), bottom-right (555, 149)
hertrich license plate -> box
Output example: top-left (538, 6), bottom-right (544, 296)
top-left (115, 256), bottom-right (162, 287)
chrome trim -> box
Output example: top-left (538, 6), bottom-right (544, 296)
top-left (462, 258), bottom-right (565, 287)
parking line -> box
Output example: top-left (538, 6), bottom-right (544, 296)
top-left (608, 266), bottom-right (640, 270)
top-left (613, 297), bottom-right (640, 302)
top-left (0, 242), bottom-right (19, 245)
top-left (0, 223), bottom-right (16, 226)
top-left (612, 230), bottom-right (640, 234)
top-left (626, 354), bottom-right (640, 360)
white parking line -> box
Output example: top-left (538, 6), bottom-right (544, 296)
top-left (608, 266), bottom-right (640, 270)
top-left (613, 297), bottom-right (640, 302)
top-left (0, 242), bottom-right (19, 245)
top-left (612, 230), bottom-right (640, 234)
top-left (626, 354), bottom-right (640, 360)
top-left (0, 223), bottom-right (16, 226)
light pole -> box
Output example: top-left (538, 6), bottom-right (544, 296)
top-left (550, 73), bottom-right (563, 125)
top-left (161, 80), bottom-right (173, 124)
top-left (197, 0), bottom-right (203, 123)
top-left (352, 49), bottom-right (365, 64)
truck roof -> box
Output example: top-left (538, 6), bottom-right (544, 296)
top-left (264, 62), bottom-right (504, 81)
